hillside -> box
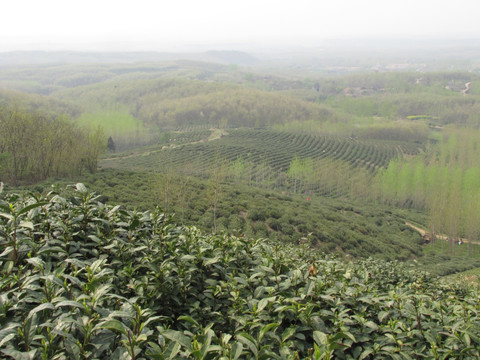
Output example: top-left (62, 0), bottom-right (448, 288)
top-left (52, 168), bottom-right (427, 260)
top-left (2, 62), bottom-right (480, 272)
top-left (1, 185), bottom-right (479, 359)
top-left (100, 129), bottom-right (418, 174)
top-left (53, 78), bottom-right (343, 130)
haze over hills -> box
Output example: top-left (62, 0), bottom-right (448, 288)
top-left (0, 50), bottom-right (259, 67)
top-left (1, 38), bottom-right (480, 71)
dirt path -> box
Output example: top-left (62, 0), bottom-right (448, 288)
top-left (463, 82), bottom-right (471, 96)
top-left (405, 221), bottom-right (480, 245)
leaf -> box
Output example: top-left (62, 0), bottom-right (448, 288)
top-left (259, 265), bottom-right (274, 274)
top-left (64, 258), bottom-right (86, 268)
top-left (203, 256), bottom-right (219, 267)
top-left (0, 213), bottom-right (14, 221)
top-left (0, 333), bottom-right (16, 347)
top-left (320, 294), bottom-right (334, 303)
top-left (365, 321), bottom-right (379, 331)
top-left (257, 297), bottom-right (269, 313)
top-left (108, 311), bottom-right (134, 319)
top-left (142, 315), bottom-right (163, 328)
top-left (0, 323), bottom-right (20, 347)
top-left (27, 302), bottom-right (54, 319)
top-left (88, 235), bottom-right (102, 244)
top-left (165, 342), bottom-right (181, 360)
top-left (281, 327), bottom-right (296, 343)
top-left (62, 274), bottom-right (83, 286)
top-left (1, 349), bottom-right (37, 360)
top-left (162, 329), bottom-right (192, 350)
top-left (359, 348), bottom-right (374, 360)
top-left (93, 284), bottom-right (112, 301)
top-left (146, 342), bottom-right (162, 357)
top-left (108, 205), bottom-right (122, 216)
top-left (18, 221), bottom-right (34, 230)
top-left (237, 332), bottom-right (257, 357)
top-left (0, 203), bottom-right (11, 213)
top-left (305, 280), bottom-right (315, 296)
top-left (90, 258), bottom-right (106, 273)
top-left (313, 330), bottom-right (327, 346)
top-left (378, 310), bottom-right (389, 323)
top-left (26, 257), bottom-right (45, 269)
top-left (41, 275), bottom-right (64, 288)
top-left (65, 335), bottom-right (81, 360)
top-left (231, 342), bottom-right (244, 360)
top-left (199, 329), bottom-right (214, 360)
top-left (0, 246), bottom-right (14, 258)
top-left (424, 331), bottom-right (437, 345)
top-left (133, 246), bottom-right (148, 252)
top-left (55, 300), bottom-right (85, 309)
top-left (97, 319), bottom-right (128, 335)
top-left (16, 201), bottom-right (47, 216)
top-left (136, 333), bottom-right (148, 343)
top-left (178, 315), bottom-right (199, 328)
top-left (258, 322), bottom-right (279, 343)
top-left (335, 331), bottom-right (356, 343)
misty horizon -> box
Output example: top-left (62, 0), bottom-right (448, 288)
top-left (2, 0), bottom-right (480, 53)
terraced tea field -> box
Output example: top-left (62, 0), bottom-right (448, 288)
top-left (101, 129), bottom-right (420, 180)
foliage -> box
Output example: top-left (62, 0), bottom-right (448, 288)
top-left (34, 168), bottom-right (426, 261)
top-left (378, 127), bottom-right (480, 252)
top-left (1, 185), bottom-right (480, 359)
top-left (0, 105), bottom-right (104, 185)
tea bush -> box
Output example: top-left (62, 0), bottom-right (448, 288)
top-left (1, 185), bottom-right (479, 359)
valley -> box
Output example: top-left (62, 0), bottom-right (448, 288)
top-left (2, 47), bottom-right (480, 357)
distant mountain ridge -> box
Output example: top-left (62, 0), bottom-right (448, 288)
top-left (0, 50), bottom-right (258, 67)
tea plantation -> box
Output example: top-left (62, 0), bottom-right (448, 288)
top-left (1, 185), bottom-right (479, 359)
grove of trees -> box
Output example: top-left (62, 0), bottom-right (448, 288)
top-left (0, 104), bottom-right (104, 185)
top-left (378, 128), bottom-right (480, 252)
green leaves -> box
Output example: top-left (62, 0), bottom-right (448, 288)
top-left (27, 302), bottom-right (54, 319)
top-left (97, 319), bottom-right (128, 335)
top-left (0, 186), bottom-right (480, 359)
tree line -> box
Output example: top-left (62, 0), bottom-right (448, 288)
top-left (377, 127), bottom-right (480, 253)
top-left (0, 104), bottom-right (104, 185)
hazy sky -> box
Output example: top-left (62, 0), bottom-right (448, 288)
top-left (2, 0), bottom-right (480, 51)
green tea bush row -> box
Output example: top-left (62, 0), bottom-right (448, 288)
top-left (1, 185), bottom-right (479, 359)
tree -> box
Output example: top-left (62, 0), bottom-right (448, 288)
top-left (78, 126), bottom-right (105, 174)
top-left (107, 136), bottom-right (116, 153)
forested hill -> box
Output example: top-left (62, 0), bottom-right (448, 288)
top-left (54, 79), bottom-right (344, 129)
